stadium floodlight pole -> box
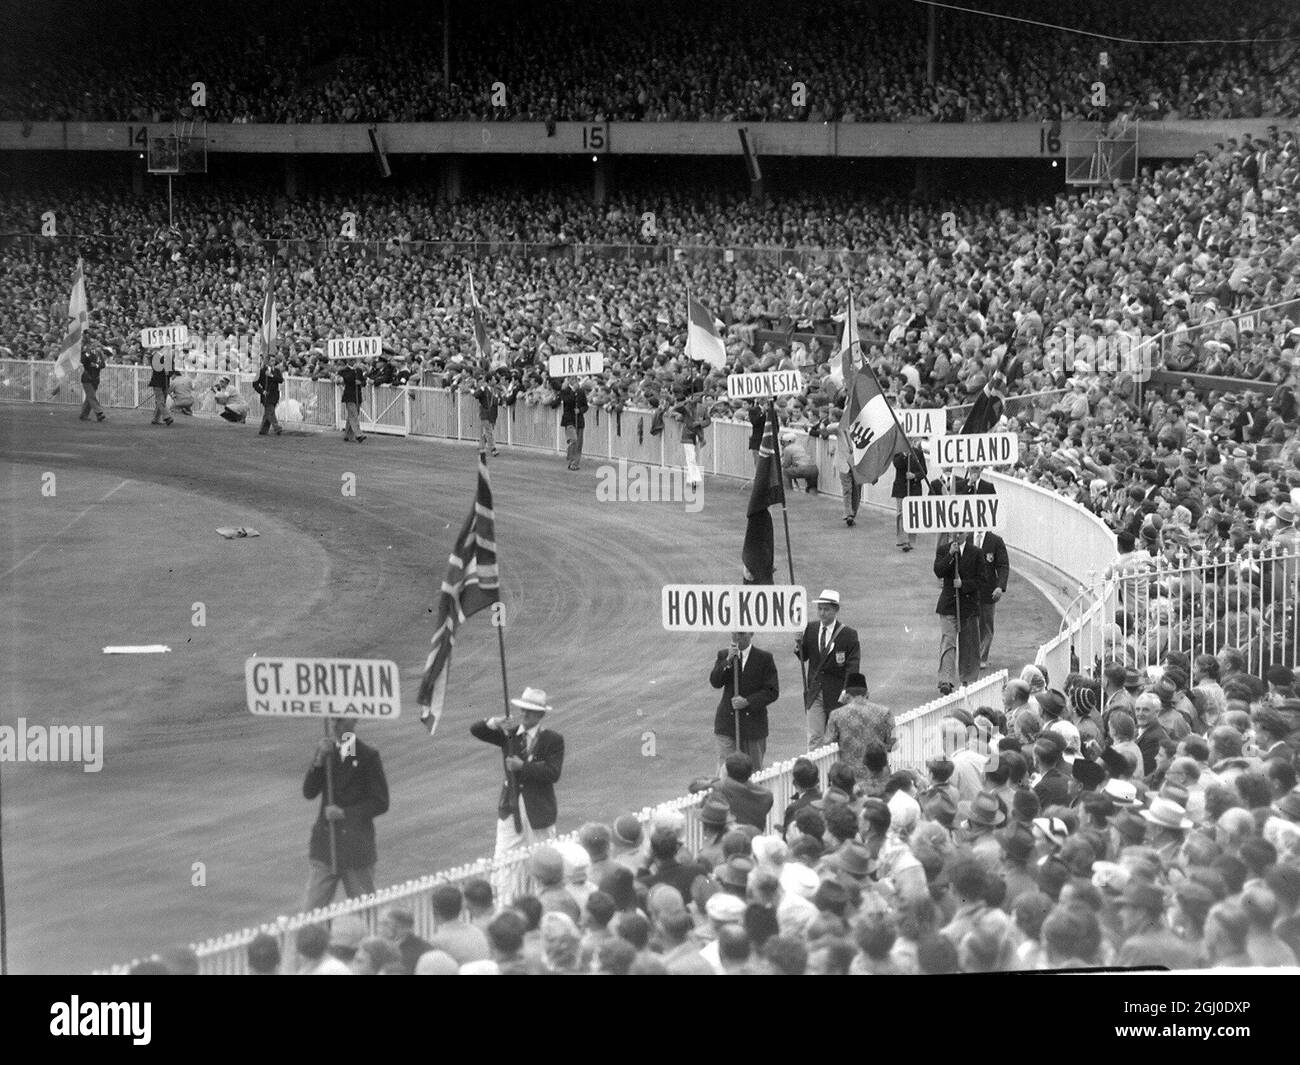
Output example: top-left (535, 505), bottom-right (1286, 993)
top-left (766, 398), bottom-right (807, 696)
top-left (483, 447), bottom-right (523, 834)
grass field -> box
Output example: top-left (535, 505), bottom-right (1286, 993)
top-left (0, 403), bottom-right (1057, 972)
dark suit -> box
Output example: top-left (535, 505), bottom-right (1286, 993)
top-left (303, 737), bottom-right (390, 909)
top-left (711, 775), bottom-right (775, 831)
top-left (470, 720), bottom-right (565, 831)
top-left (934, 535), bottom-right (984, 687)
top-left (1033, 764), bottom-right (1071, 810)
top-left (398, 932), bottom-right (434, 974)
top-left (973, 531), bottom-right (1010, 663)
top-left (709, 644), bottom-right (779, 770)
top-left (795, 620), bottom-right (861, 748)
top-left (955, 477), bottom-right (997, 495)
top-left (891, 446), bottom-right (929, 548)
top-left (1135, 722), bottom-right (1169, 784)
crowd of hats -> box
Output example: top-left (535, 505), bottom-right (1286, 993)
top-left (189, 651), bottom-right (1300, 974)
top-left (5, 0), bottom-right (1300, 124)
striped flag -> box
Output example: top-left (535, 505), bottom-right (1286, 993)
top-left (686, 295), bottom-right (726, 370)
top-left (416, 453), bottom-right (501, 736)
top-left (839, 358), bottom-right (908, 485)
top-left (257, 280), bottom-right (277, 360)
top-left (826, 292), bottom-right (861, 395)
top-left (467, 269), bottom-right (501, 370)
top-left (50, 258), bottom-right (88, 395)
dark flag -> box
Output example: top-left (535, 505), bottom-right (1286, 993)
top-left (416, 453), bottom-right (501, 736)
top-left (742, 415), bottom-right (784, 585)
top-left (959, 352), bottom-right (1018, 435)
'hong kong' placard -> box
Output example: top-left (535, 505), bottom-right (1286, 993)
top-left (547, 352), bottom-right (604, 377)
top-left (140, 325), bottom-right (190, 349)
top-left (725, 371), bottom-right (805, 400)
top-left (897, 407), bottom-right (949, 440)
top-left (661, 585), bottom-right (807, 632)
top-left (245, 657), bottom-right (402, 718)
top-left (327, 337), bottom-right (383, 361)
top-left (902, 495), bottom-right (1005, 534)
top-left (927, 432), bottom-right (1019, 471)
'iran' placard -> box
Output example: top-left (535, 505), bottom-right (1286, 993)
top-left (902, 495), bottom-right (1005, 534)
top-left (327, 336), bottom-right (383, 361)
top-left (245, 657), bottom-right (402, 718)
top-left (927, 432), bottom-right (1019, 471)
top-left (547, 352), bottom-right (604, 377)
top-left (726, 371), bottom-right (805, 400)
top-left (662, 585), bottom-right (807, 632)
top-left (140, 325), bottom-right (190, 349)
top-left (898, 407), bottom-right (949, 440)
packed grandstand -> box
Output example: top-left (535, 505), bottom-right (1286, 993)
top-left (2, 0), bottom-right (1300, 979)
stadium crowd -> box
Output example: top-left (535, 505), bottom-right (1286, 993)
top-left (131, 648), bottom-right (1300, 974)
top-left (4, 0), bottom-right (1300, 125)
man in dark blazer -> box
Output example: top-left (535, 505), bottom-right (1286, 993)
top-left (303, 716), bottom-right (390, 910)
top-left (972, 529), bottom-right (1010, 667)
top-left (794, 589), bottom-right (861, 750)
top-left (471, 686), bottom-right (565, 877)
top-left (954, 465), bottom-right (997, 495)
top-left (891, 442), bottom-right (929, 551)
top-left (709, 631), bottom-right (779, 771)
top-left (934, 532), bottom-right (984, 694)
top-left (1133, 693), bottom-right (1170, 782)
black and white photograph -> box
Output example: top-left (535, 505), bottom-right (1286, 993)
top-left (1, 0), bottom-right (1298, 1019)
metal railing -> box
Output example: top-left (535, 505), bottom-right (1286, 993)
top-left (1157, 296), bottom-right (1300, 380)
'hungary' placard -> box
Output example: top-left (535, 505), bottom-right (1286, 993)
top-left (898, 407), bottom-right (949, 440)
top-left (726, 371), bottom-right (805, 400)
top-left (902, 495), bottom-right (1004, 534)
top-left (547, 351), bottom-right (604, 377)
top-left (928, 432), bottom-right (1019, 471)
top-left (245, 657), bottom-right (402, 718)
top-left (327, 336), bottom-right (383, 361)
top-left (662, 585), bottom-right (807, 632)
top-left (140, 325), bottom-right (190, 349)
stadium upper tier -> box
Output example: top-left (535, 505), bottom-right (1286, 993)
top-left (2, 0), bottom-right (1298, 125)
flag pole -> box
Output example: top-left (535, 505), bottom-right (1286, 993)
top-left (482, 447), bottom-right (522, 834)
top-left (732, 653), bottom-right (742, 751)
top-left (767, 398), bottom-right (808, 697)
top-left (322, 718), bottom-right (339, 876)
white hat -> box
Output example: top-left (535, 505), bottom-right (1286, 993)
top-left (1102, 779), bottom-right (1139, 807)
top-left (509, 686), bottom-right (553, 714)
top-left (778, 863), bottom-right (820, 900)
top-left (815, 589), bottom-right (841, 607)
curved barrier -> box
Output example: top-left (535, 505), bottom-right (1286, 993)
top-left (2, 360), bottom-right (1104, 972)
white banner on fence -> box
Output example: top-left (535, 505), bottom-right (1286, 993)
top-left (547, 352), bottom-right (604, 377)
top-left (898, 407), bottom-right (949, 440)
top-left (725, 370), bottom-right (805, 399)
top-left (327, 337), bottom-right (383, 361)
top-left (902, 495), bottom-right (1005, 534)
top-left (140, 325), bottom-right (189, 349)
top-left (662, 584), bottom-right (807, 632)
top-left (245, 657), bottom-right (402, 718)
top-left (927, 432), bottom-right (1019, 470)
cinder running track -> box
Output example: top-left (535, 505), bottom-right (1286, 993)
top-left (0, 404), bottom-right (1056, 972)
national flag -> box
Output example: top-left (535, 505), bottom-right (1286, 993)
top-left (959, 352), bottom-right (1017, 434)
top-left (826, 293), bottom-right (861, 394)
top-left (686, 296), bottom-right (726, 370)
top-left (256, 279), bottom-right (277, 360)
top-left (467, 269), bottom-right (503, 370)
top-left (839, 359), bottom-right (909, 485)
top-left (50, 258), bottom-right (88, 395)
top-left (742, 411), bottom-right (784, 585)
top-left (416, 453), bottom-right (501, 736)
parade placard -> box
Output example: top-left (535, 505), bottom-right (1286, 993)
top-left (902, 495), bottom-right (1005, 534)
top-left (898, 407), bottom-right (949, 440)
top-left (327, 336), bottom-right (383, 361)
top-left (244, 657), bottom-right (402, 718)
top-left (927, 432), bottom-right (1019, 470)
top-left (725, 370), bottom-right (805, 400)
top-left (547, 351), bottom-right (604, 377)
top-left (140, 325), bottom-right (189, 349)
top-left (661, 584), bottom-right (808, 632)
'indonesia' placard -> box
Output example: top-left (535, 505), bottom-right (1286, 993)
top-left (726, 371), bottom-right (805, 399)
top-left (662, 584), bottom-right (807, 632)
top-left (245, 657), bottom-right (402, 718)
